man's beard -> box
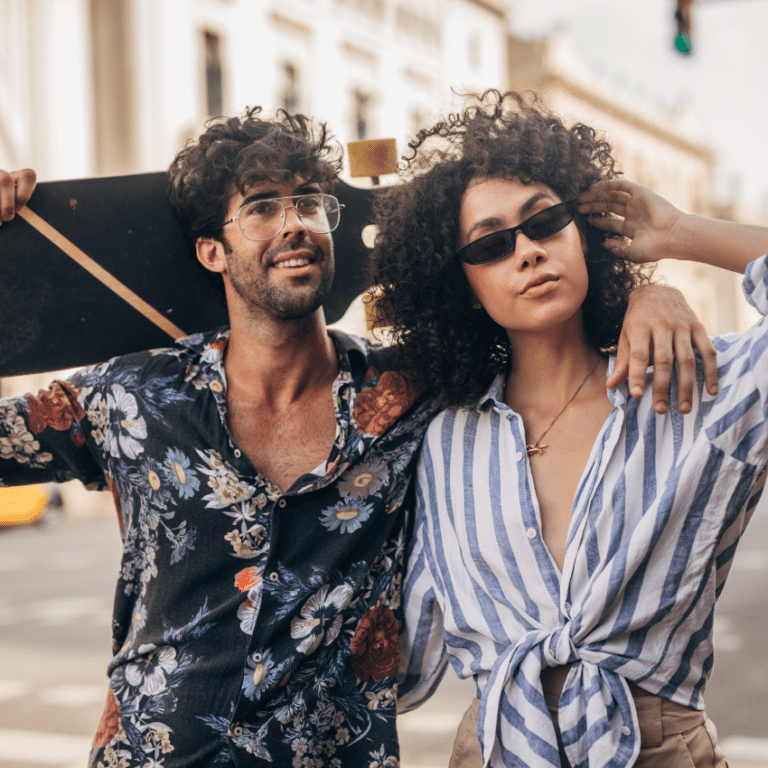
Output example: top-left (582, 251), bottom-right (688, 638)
top-left (226, 237), bottom-right (335, 321)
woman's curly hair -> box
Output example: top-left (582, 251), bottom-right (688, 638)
top-left (167, 107), bottom-right (342, 306)
top-left (369, 90), bottom-right (651, 407)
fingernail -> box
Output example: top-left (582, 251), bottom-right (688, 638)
top-left (680, 401), bottom-right (691, 413)
top-left (631, 387), bottom-right (643, 398)
top-left (710, 384), bottom-right (718, 395)
top-left (655, 401), bottom-right (668, 414)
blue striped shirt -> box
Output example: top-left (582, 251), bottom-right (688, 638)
top-left (399, 254), bottom-right (768, 768)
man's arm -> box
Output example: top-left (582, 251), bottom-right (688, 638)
top-left (0, 168), bottom-right (36, 224)
top-left (612, 285), bottom-right (716, 414)
top-left (579, 179), bottom-right (768, 415)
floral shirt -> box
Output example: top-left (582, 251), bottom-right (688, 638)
top-left (0, 328), bottom-right (436, 768)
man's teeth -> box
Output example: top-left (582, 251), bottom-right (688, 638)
top-left (274, 257), bottom-right (311, 268)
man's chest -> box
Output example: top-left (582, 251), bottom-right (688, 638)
top-left (226, 392), bottom-right (338, 492)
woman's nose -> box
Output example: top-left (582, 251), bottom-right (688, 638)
top-left (514, 232), bottom-right (548, 270)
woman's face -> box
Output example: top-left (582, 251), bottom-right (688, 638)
top-left (458, 176), bottom-right (589, 337)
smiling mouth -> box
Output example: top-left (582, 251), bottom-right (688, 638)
top-left (273, 256), bottom-right (313, 269)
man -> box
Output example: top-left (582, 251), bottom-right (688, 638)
top-left (0, 106), bottom-right (716, 767)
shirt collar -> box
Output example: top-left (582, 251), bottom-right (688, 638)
top-left (176, 327), bottom-right (370, 373)
top-left (327, 329), bottom-right (371, 376)
top-left (474, 353), bottom-right (626, 412)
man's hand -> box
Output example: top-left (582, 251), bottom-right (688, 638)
top-left (0, 169), bottom-right (36, 225)
top-left (606, 284), bottom-right (718, 414)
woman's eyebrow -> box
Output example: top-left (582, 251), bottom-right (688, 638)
top-left (465, 215), bottom-right (505, 241)
top-left (519, 192), bottom-right (556, 218)
top-left (465, 193), bottom-right (558, 241)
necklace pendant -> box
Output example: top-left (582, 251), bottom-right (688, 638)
top-left (526, 442), bottom-right (548, 457)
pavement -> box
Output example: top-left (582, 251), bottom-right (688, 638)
top-left (2, 641), bottom-right (765, 768)
top-left (1, 510), bottom-right (766, 768)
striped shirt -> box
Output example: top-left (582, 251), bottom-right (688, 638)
top-left (399, 254), bottom-right (768, 768)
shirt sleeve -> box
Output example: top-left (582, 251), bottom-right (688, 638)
top-left (743, 252), bottom-right (768, 315)
top-left (703, 253), bottom-right (768, 468)
top-left (397, 482), bottom-right (449, 712)
top-left (0, 371), bottom-right (107, 489)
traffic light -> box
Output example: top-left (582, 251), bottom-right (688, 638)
top-left (675, 0), bottom-right (693, 54)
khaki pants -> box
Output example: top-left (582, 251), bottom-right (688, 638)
top-left (449, 694), bottom-right (728, 768)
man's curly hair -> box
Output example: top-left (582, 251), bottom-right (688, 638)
top-left (369, 90), bottom-right (651, 407)
top-left (167, 107), bottom-right (343, 305)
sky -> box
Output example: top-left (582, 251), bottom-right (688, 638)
top-left (507, 0), bottom-right (768, 213)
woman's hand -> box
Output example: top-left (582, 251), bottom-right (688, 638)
top-left (580, 178), bottom-right (768, 274)
top-left (0, 169), bottom-right (37, 225)
top-left (578, 179), bottom-right (684, 264)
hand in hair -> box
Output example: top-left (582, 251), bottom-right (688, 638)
top-left (580, 178), bottom-right (768, 274)
top-left (578, 179), bottom-right (683, 265)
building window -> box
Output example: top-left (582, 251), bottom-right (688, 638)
top-left (280, 61), bottom-right (301, 113)
top-left (204, 30), bottom-right (224, 116)
top-left (353, 90), bottom-right (371, 140)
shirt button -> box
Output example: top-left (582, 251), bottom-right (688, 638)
top-left (209, 380), bottom-right (224, 393)
top-left (278, 498), bottom-right (287, 508)
top-left (526, 528), bottom-right (537, 539)
top-left (515, 451), bottom-right (523, 462)
top-left (233, 448), bottom-right (242, 458)
top-left (621, 726), bottom-right (632, 736)
top-left (269, 571), bottom-right (279, 582)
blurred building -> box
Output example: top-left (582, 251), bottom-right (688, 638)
top-left (1, 0), bottom-right (510, 181)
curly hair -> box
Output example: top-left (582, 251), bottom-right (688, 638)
top-left (167, 107), bottom-right (343, 305)
top-left (369, 90), bottom-right (651, 407)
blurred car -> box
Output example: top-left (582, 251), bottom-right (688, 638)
top-left (0, 483), bottom-right (63, 527)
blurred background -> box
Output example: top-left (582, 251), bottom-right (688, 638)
top-left (1, 1), bottom-right (767, 766)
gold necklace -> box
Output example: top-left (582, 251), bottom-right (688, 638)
top-left (506, 359), bottom-right (601, 458)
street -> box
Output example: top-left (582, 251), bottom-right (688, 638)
top-left (1, 498), bottom-right (766, 768)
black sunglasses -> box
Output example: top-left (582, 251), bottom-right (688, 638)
top-left (456, 200), bottom-right (577, 265)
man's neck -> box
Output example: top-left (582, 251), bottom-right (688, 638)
top-left (224, 308), bottom-right (339, 407)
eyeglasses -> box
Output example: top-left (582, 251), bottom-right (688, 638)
top-left (223, 193), bottom-right (344, 242)
top-left (456, 201), bottom-right (577, 265)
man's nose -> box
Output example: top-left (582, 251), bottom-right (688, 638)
top-left (281, 204), bottom-right (307, 236)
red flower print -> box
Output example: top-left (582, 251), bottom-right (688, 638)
top-left (91, 688), bottom-right (120, 751)
top-left (353, 371), bottom-right (418, 437)
top-left (26, 381), bottom-right (86, 435)
top-left (235, 566), bottom-right (262, 592)
top-left (350, 604), bottom-right (400, 682)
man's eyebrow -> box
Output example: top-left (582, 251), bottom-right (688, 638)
top-left (239, 184), bottom-right (323, 208)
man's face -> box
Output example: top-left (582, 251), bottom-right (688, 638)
top-left (211, 177), bottom-right (335, 322)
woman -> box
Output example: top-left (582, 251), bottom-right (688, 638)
top-left (370, 91), bottom-right (768, 767)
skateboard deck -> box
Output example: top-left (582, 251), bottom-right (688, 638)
top-left (0, 173), bottom-right (375, 377)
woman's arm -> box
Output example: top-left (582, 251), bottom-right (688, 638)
top-left (579, 179), bottom-right (768, 274)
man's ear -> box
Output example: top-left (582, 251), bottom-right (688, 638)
top-left (196, 237), bottom-right (227, 273)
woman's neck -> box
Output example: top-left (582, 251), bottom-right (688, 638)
top-left (504, 326), bottom-right (605, 412)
